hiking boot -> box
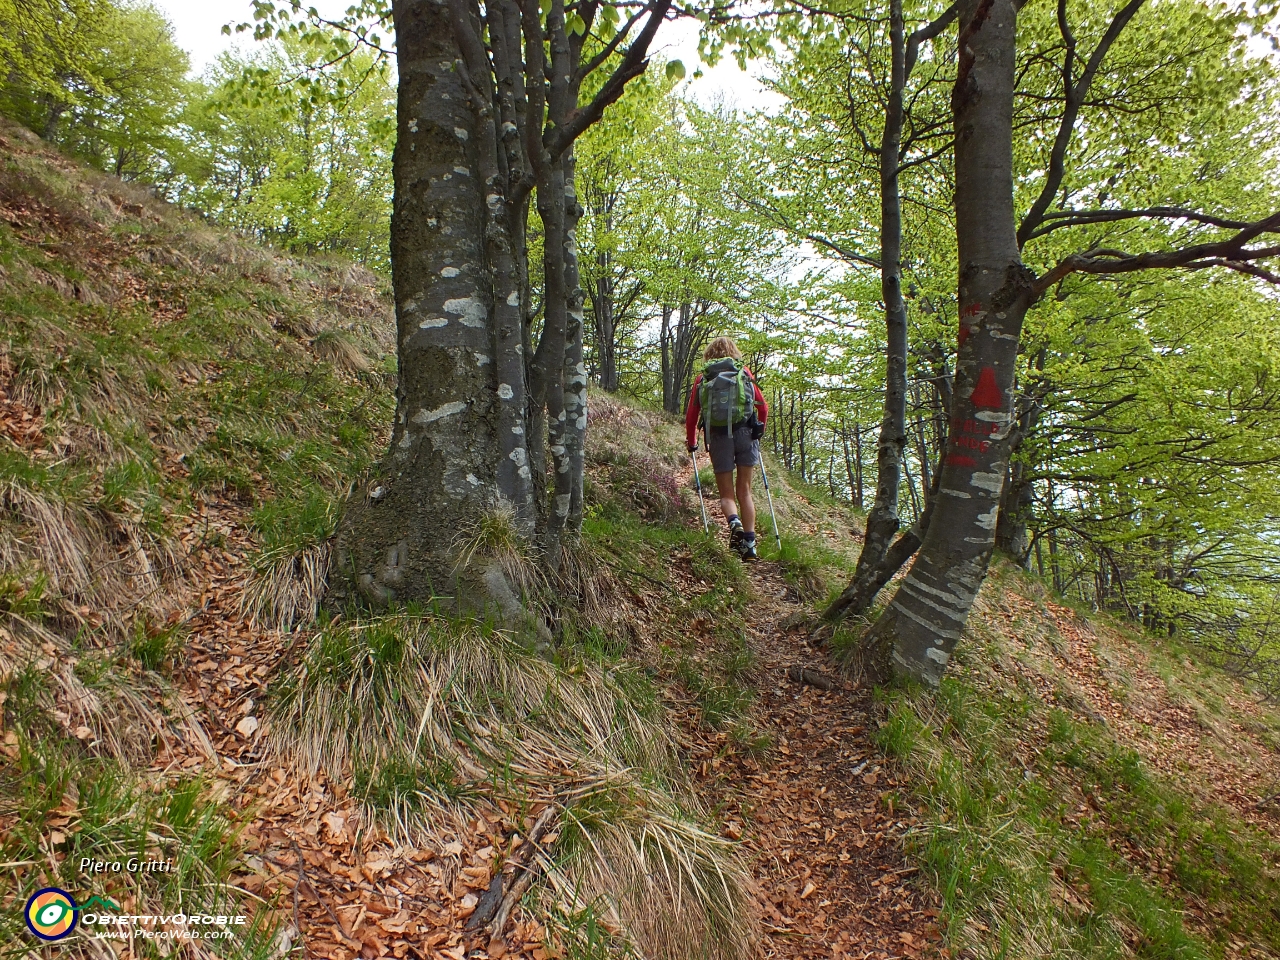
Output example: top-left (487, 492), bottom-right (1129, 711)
top-left (728, 517), bottom-right (745, 551)
top-left (739, 535), bottom-right (758, 562)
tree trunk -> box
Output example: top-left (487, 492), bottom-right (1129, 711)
top-left (563, 150), bottom-right (588, 537)
top-left (593, 249), bottom-right (619, 392)
top-left (534, 158), bottom-right (573, 547)
top-left (841, 423), bottom-right (861, 508)
top-left (853, 423), bottom-right (864, 509)
top-left (660, 304), bottom-right (676, 414)
top-left (994, 458), bottom-right (1033, 563)
top-left (825, 0), bottom-right (909, 620)
top-left (798, 393), bottom-right (808, 480)
top-left (661, 301), bottom-right (703, 416)
top-left (902, 452), bottom-right (921, 522)
top-left (995, 347), bottom-right (1045, 564)
top-left (330, 1), bottom-right (531, 619)
top-left (858, 0), bottom-right (1034, 686)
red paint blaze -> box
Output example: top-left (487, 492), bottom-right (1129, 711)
top-left (946, 454), bottom-right (977, 467)
top-left (970, 365), bottom-right (1003, 409)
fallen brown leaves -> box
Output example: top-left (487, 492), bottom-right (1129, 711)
top-left (0, 353), bottom-right (46, 450)
top-left (157, 491), bottom-right (557, 960)
top-left (985, 590), bottom-right (1280, 833)
top-left (669, 536), bottom-right (943, 959)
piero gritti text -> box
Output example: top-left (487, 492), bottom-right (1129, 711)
top-left (80, 857), bottom-right (174, 874)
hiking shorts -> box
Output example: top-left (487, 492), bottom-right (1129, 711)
top-left (706, 423), bottom-right (760, 474)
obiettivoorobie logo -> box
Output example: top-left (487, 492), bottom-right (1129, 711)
top-left (24, 889), bottom-right (120, 942)
top-left (24, 888), bottom-right (78, 941)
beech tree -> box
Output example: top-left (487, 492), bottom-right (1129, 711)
top-left (858, 0), bottom-right (1280, 685)
top-left (768, 0), bottom-right (959, 621)
top-left (249, 0), bottom-right (681, 611)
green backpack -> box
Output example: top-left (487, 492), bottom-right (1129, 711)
top-left (698, 358), bottom-right (756, 436)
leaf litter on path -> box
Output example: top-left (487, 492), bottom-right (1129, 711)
top-left (676, 552), bottom-right (943, 960)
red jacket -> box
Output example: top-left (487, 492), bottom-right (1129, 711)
top-left (686, 366), bottom-right (768, 449)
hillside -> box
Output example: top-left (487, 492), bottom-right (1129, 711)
top-left (2, 118), bottom-right (1279, 960)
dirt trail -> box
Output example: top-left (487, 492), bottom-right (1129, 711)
top-left (162, 480), bottom-right (943, 959)
top-left (686, 556), bottom-right (942, 959)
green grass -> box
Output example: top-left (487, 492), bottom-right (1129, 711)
top-left (0, 683), bottom-right (277, 958)
top-left (0, 123), bottom-right (390, 958)
top-left (876, 662), bottom-right (1280, 959)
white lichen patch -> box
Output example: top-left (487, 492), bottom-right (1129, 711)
top-left (454, 126), bottom-right (468, 140)
top-left (506, 291), bottom-right (520, 306)
top-left (509, 447), bottom-right (527, 466)
top-left (408, 118), bottom-right (419, 133)
top-left (444, 297), bottom-right (487, 328)
top-left (413, 401), bottom-right (467, 424)
top-left (454, 166), bottom-right (470, 176)
top-left (975, 503), bottom-right (1000, 531)
top-left (419, 317), bottom-right (449, 329)
top-left (440, 267), bottom-right (460, 278)
top-left (969, 470), bottom-right (1005, 494)
top-left (498, 383), bottom-right (515, 400)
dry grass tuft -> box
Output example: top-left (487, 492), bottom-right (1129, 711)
top-left (0, 611), bottom-right (212, 767)
top-left (0, 482), bottom-right (184, 633)
top-left (453, 501), bottom-right (549, 610)
top-left (547, 775), bottom-right (757, 960)
top-left (241, 542), bottom-right (331, 632)
top-left (272, 614), bottom-right (758, 959)
top-left (1, 483), bottom-right (96, 598)
top-left (310, 328), bottom-right (373, 375)
top-left (549, 535), bottom-right (626, 631)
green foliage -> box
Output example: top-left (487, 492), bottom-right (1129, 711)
top-left (172, 38), bottom-right (395, 274)
top-left (0, 0), bottom-right (190, 180)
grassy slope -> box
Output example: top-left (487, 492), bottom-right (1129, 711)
top-left (0, 115), bottom-right (394, 957)
top-left (2, 117), bottom-right (1278, 960)
top-left (866, 569), bottom-right (1280, 960)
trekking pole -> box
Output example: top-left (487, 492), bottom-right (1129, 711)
top-left (690, 448), bottom-right (709, 533)
top-left (757, 455), bottom-right (783, 553)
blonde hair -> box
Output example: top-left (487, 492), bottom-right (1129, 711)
top-left (703, 336), bottom-right (742, 362)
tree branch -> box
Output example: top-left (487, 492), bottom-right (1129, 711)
top-left (1030, 211), bottom-right (1280, 298)
top-left (1025, 205), bottom-right (1260, 241)
top-left (576, 8), bottom-right (648, 81)
top-left (904, 0), bottom-right (961, 79)
top-left (1017, 0), bottom-right (1147, 248)
top-left (546, 0), bottom-right (672, 159)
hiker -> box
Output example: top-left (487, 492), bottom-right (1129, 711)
top-left (687, 337), bottom-right (768, 560)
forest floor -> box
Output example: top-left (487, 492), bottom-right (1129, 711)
top-left (142, 476), bottom-right (946, 960)
top-left (680, 554), bottom-right (945, 959)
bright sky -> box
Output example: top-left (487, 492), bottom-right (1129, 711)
top-left (148, 0), bottom-right (783, 113)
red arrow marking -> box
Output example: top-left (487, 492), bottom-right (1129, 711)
top-left (971, 365), bottom-right (1003, 409)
